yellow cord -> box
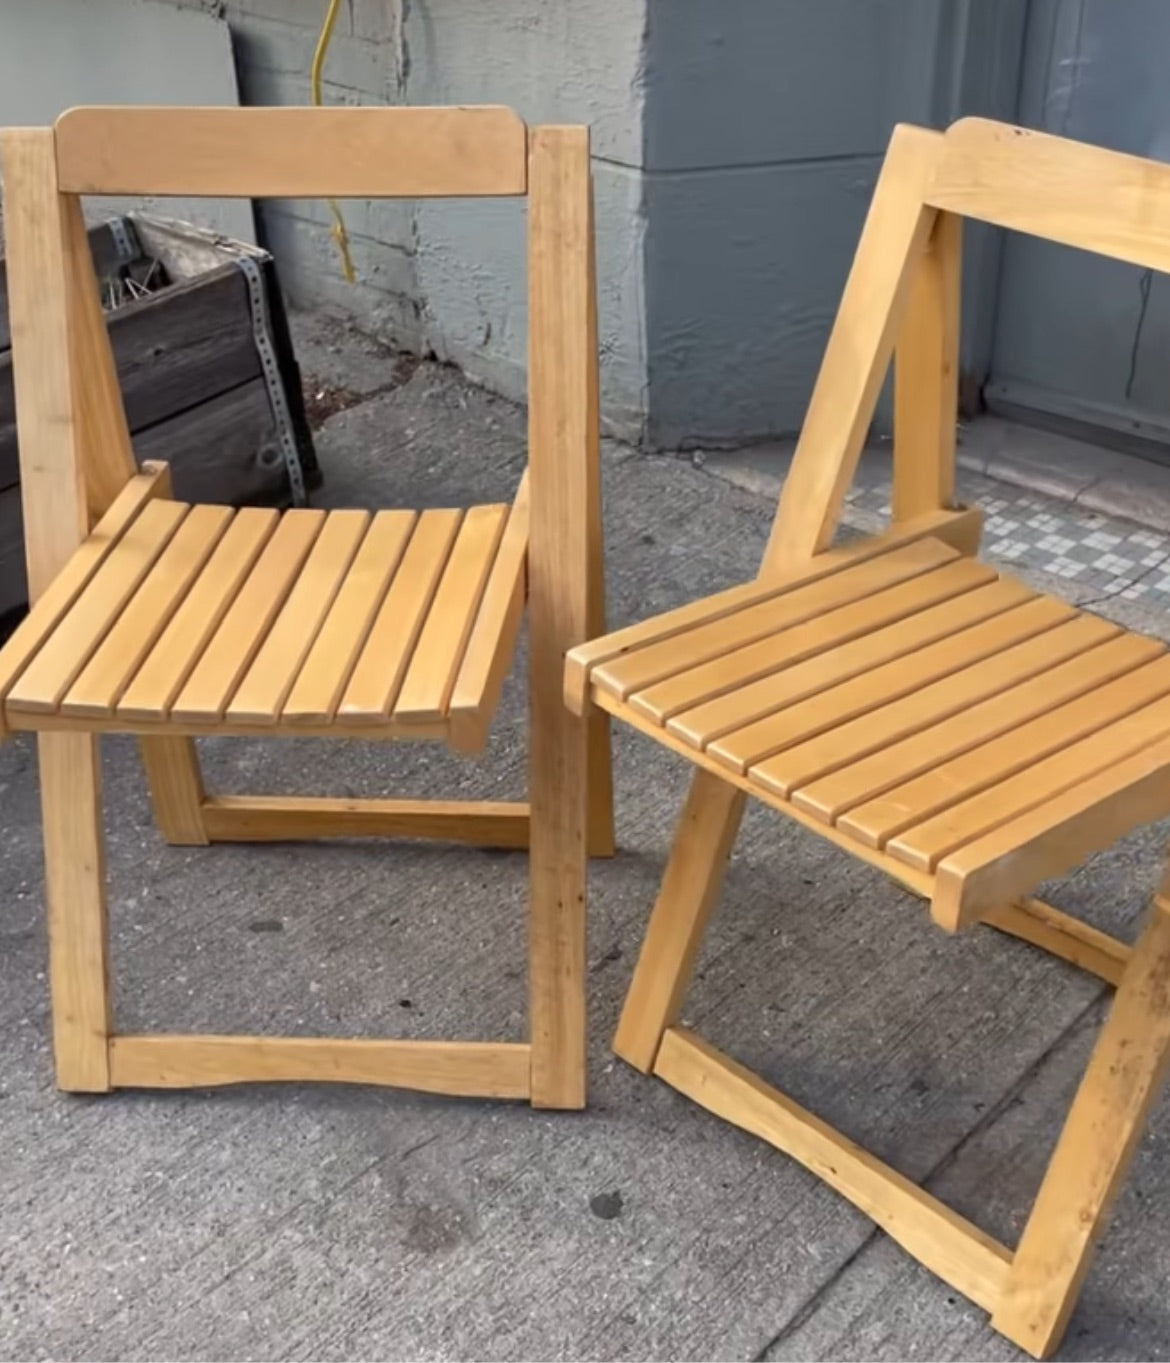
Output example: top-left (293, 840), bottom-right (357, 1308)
top-left (312, 0), bottom-right (356, 284)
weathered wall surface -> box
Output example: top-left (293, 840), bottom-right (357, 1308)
top-left (641, 0), bottom-right (949, 449)
top-left (216, 0), bottom-right (649, 438)
top-left (69, 0), bottom-right (1028, 451)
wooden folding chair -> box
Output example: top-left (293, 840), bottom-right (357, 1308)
top-left (567, 117), bottom-right (1170, 1357)
top-left (0, 105), bottom-right (613, 1110)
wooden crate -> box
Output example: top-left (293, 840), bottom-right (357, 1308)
top-left (0, 213), bottom-right (319, 620)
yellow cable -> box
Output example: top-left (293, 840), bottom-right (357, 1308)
top-left (312, 0), bottom-right (356, 284)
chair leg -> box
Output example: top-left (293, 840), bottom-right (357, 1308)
top-left (614, 769), bottom-right (746, 1072)
top-left (39, 732), bottom-right (112, 1092)
top-left (992, 886), bottom-right (1170, 1358)
top-left (529, 686), bottom-right (589, 1108)
top-left (138, 737), bottom-right (209, 846)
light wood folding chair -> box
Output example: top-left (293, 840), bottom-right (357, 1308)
top-left (567, 117), bottom-right (1170, 1357)
top-left (0, 105), bottom-right (613, 1110)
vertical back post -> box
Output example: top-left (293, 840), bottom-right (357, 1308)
top-left (2, 129), bottom-right (115, 1090)
top-left (892, 210), bottom-right (962, 523)
top-left (1, 129), bottom-right (89, 592)
top-left (526, 125), bottom-right (597, 1108)
top-left (61, 195), bottom-right (139, 521)
top-left (762, 125), bottom-right (941, 574)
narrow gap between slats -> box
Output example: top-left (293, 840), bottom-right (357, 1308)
top-left (886, 679), bottom-right (1170, 872)
top-left (6, 500), bottom-right (190, 714)
top-left (669, 576), bottom-right (1035, 752)
top-left (117, 507), bottom-right (280, 722)
top-left (226, 510), bottom-right (370, 725)
top-left (791, 632), bottom-right (1165, 825)
top-left (281, 509), bottom-right (419, 725)
top-left (707, 595), bottom-right (1075, 777)
top-left (632, 557), bottom-right (998, 727)
top-left (592, 538), bottom-right (960, 702)
top-left (749, 610), bottom-right (1118, 800)
top-left (170, 509), bottom-right (326, 724)
top-left (337, 508), bottom-right (464, 724)
top-left (393, 504), bottom-right (510, 723)
top-left (839, 651), bottom-right (1170, 851)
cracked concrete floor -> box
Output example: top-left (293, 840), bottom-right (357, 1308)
top-left (3, 315), bottom-right (1170, 1361)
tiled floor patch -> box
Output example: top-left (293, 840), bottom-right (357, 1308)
top-left (843, 459), bottom-right (1170, 602)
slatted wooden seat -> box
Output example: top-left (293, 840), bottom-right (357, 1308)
top-left (0, 105), bottom-right (612, 1109)
top-left (0, 490), bottom-right (527, 743)
top-left (567, 118), bottom-right (1170, 1357)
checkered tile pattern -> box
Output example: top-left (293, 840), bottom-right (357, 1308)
top-left (843, 460), bottom-right (1170, 604)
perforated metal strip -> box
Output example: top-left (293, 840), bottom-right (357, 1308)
top-left (235, 253), bottom-right (307, 507)
top-left (105, 215), bottom-right (138, 263)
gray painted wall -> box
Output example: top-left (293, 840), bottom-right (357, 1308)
top-left (640, 0), bottom-right (1000, 449)
top-left (0, 0), bottom-right (256, 243)
top-left (217, 0), bottom-right (649, 439)
top-left (20, 0), bottom-right (1052, 452)
top-left (986, 0), bottom-right (1170, 455)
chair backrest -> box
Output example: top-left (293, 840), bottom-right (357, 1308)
top-left (1, 105), bottom-right (596, 608)
top-left (764, 116), bottom-right (1170, 574)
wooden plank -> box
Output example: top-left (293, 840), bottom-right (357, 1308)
top-left (132, 376), bottom-right (292, 508)
top-left (226, 509), bottom-right (369, 725)
top-left (595, 538), bottom-right (959, 703)
top-left (655, 1027), bottom-right (1012, 1314)
top-left (633, 556), bottom-right (997, 726)
top-left (754, 612), bottom-right (1119, 801)
top-left (840, 653), bottom-right (1170, 850)
top-left (448, 475), bottom-right (529, 750)
top-left (9, 708), bottom-right (450, 744)
top-left (669, 576), bottom-right (1031, 752)
top-left (393, 503), bottom-right (509, 723)
top-left (107, 1035), bottom-right (532, 1099)
top-left (796, 632), bottom-right (1164, 823)
top-left (60, 194), bottom-right (139, 523)
top-left (337, 508), bottom-right (463, 723)
top-left (892, 211), bottom-right (961, 521)
top-left (171, 508), bottom-right (324, 724)
top-left (526, 125), bottom-right (593, 1109)
top-left (117, 507), bottom-right (278, 721)
top-left (0, 464), bottom-right (168, 734)
top-left (891, 686), bottom-right (1170, 878)
top-left (709, 595), bottom-right (1073, 777)
top-left (763, 125), bottom-right (942, 570)
top-left (0, 219), bottom-right (138, 354)
top-left (588, 684), bottom-right (935, 903)
top-left (982, 899), bottom-right (1130, 988)
top-left (56, 105), bottom-right (529, 198)
top-left (930, 117), bottom-right (1170, 275)
top-left (201, 795), bottom-right (529, 847)
top-left (39, 732), bottom-right (112, 1091)
top-left (613, 770), bottom-right (746, 1073)
top-left (108, 266), bottom-right (257, 432)
top-left (1, 130), bottom-right (88, 599)
top-left (991, 898), bottom-right (1170, 1357)
top-left (931, 734), bottom-right (1170, 931)
top-left (281, 509), bottom-right (417, 725)
top-left (563, 509), bottom-right (983, 715)
top-left (138, 736), bottom-right (209, 847)
top-left (63, 504), bottom-right (233, 717)
top-left (6, 499), bottom-right (189, 714)
top-left (0, 265), bottom-right (260, 489)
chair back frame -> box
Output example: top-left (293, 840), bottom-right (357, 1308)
top-left (764, 116), bottom-right (1170, 574)
top-left (1, 104), bottom-right (610, 1113)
